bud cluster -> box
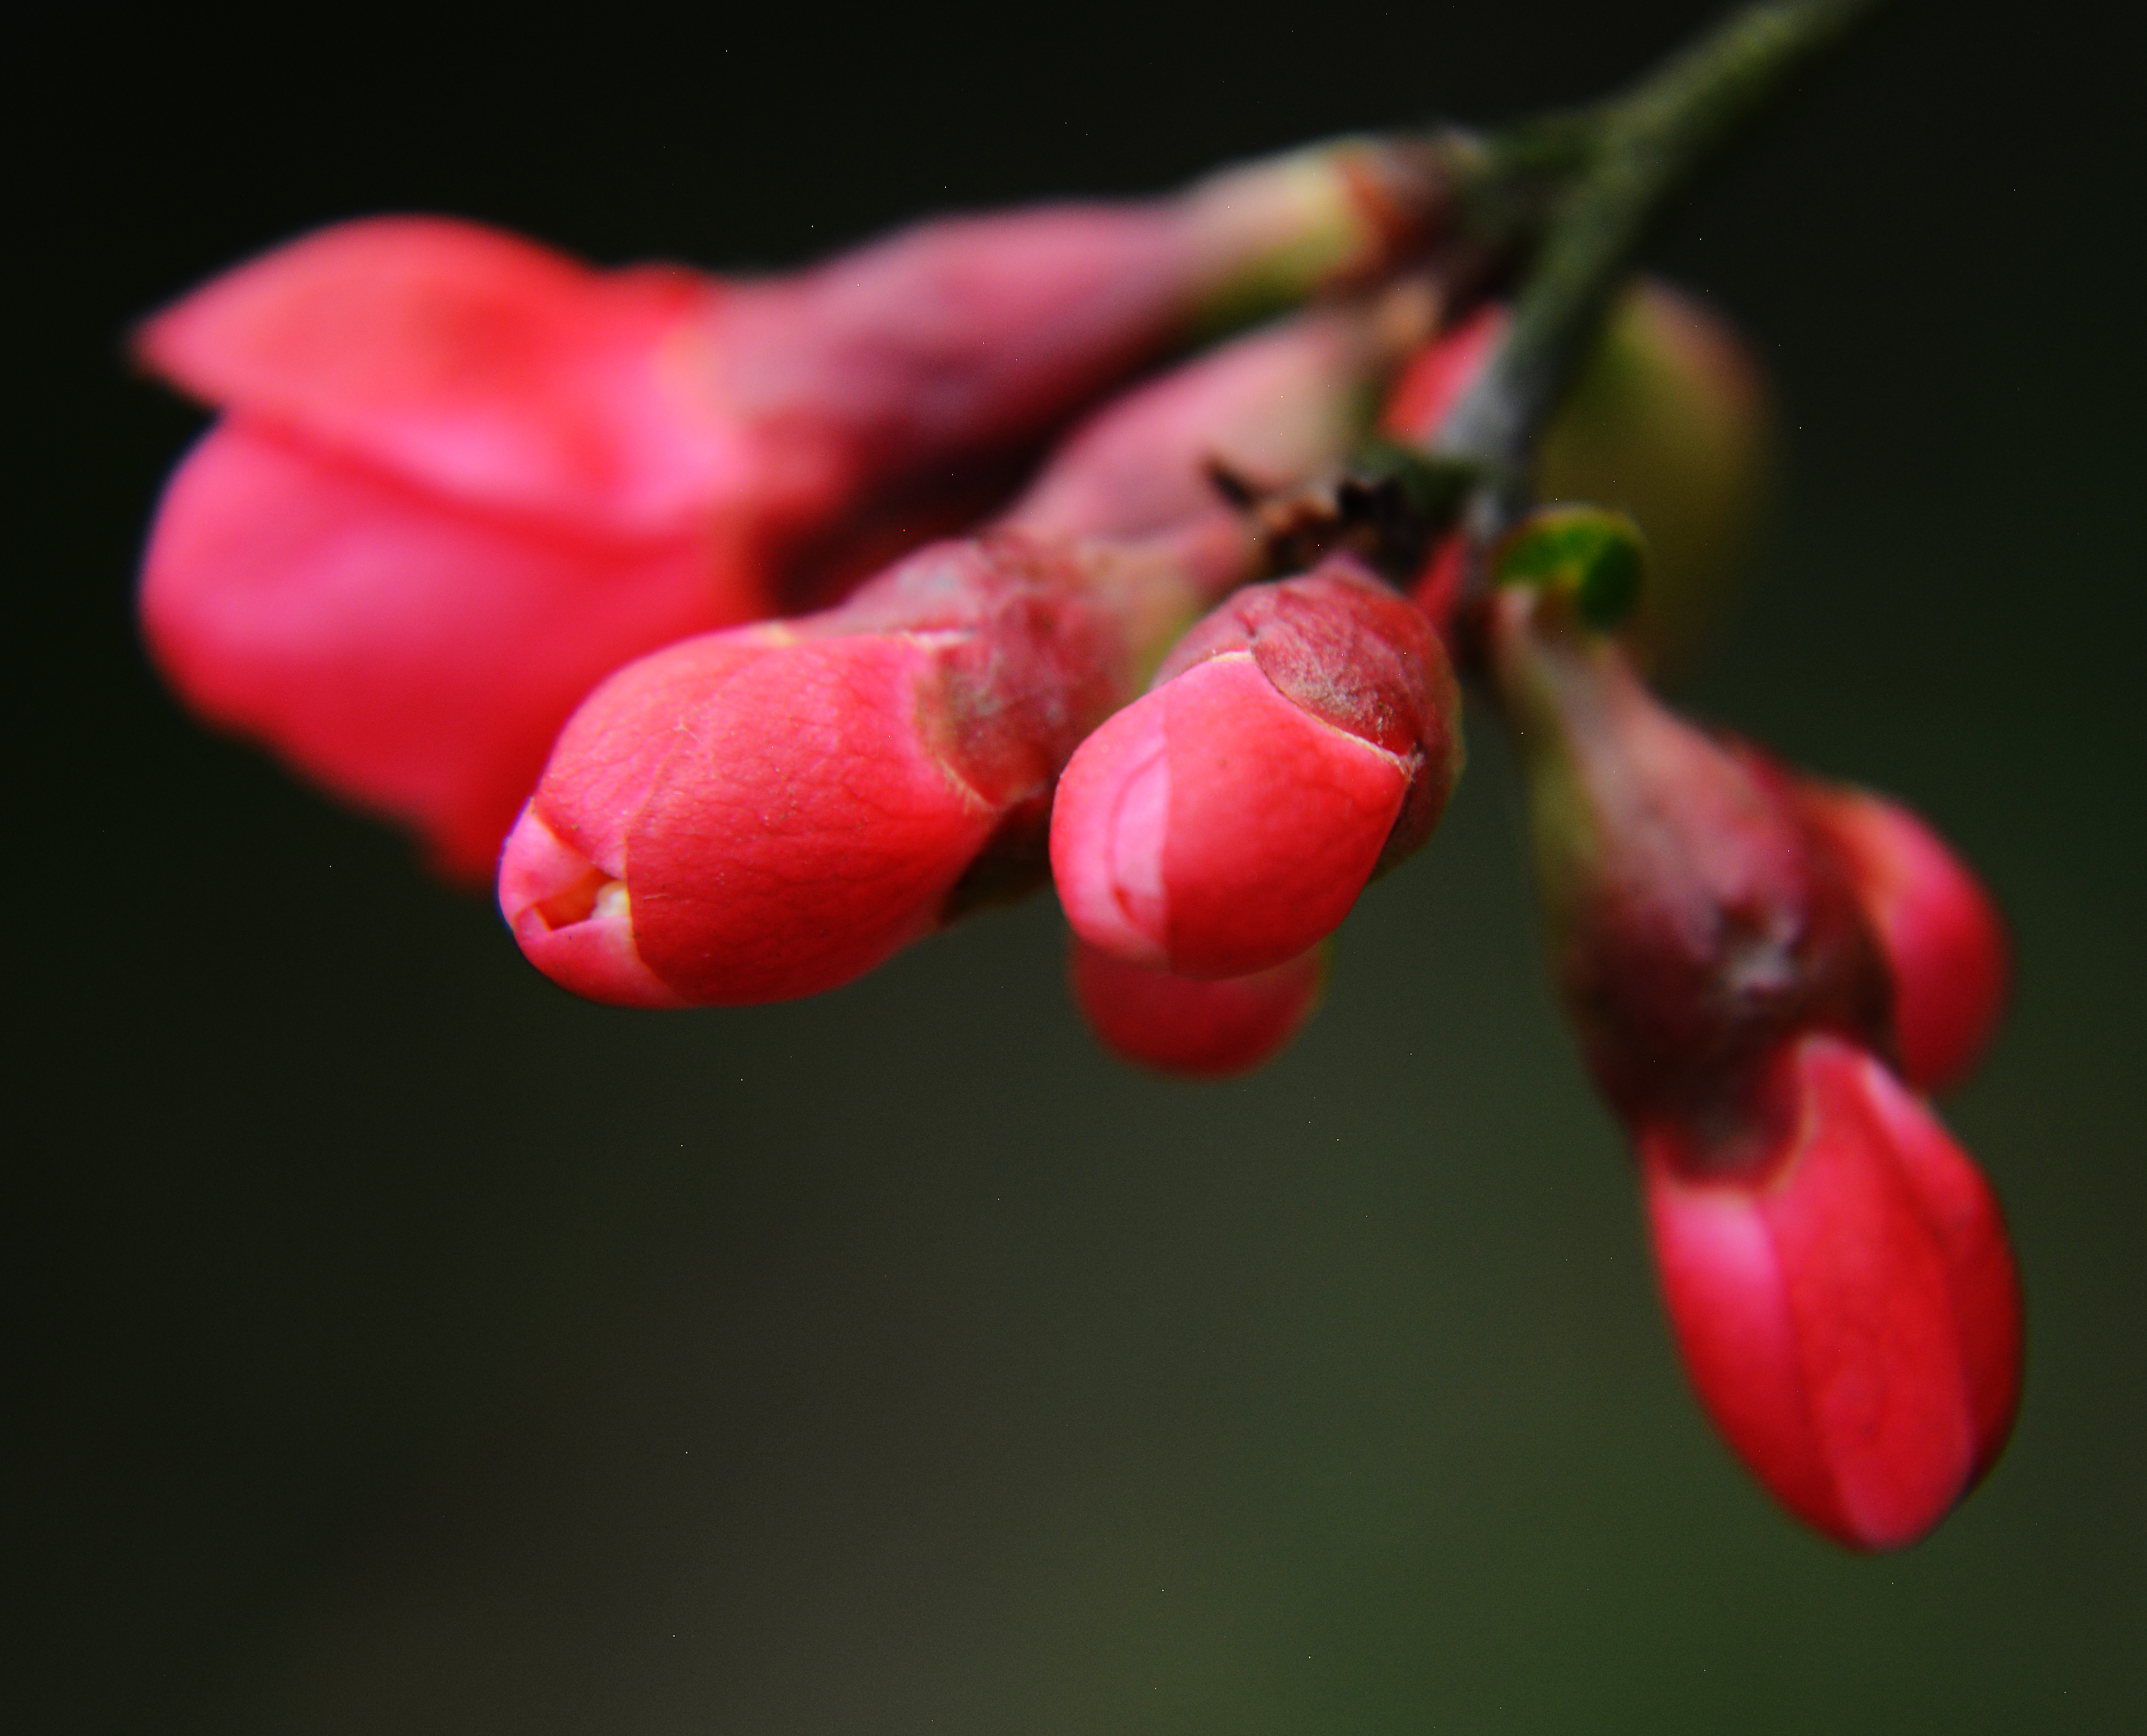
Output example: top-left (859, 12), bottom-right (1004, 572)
top-left (131, 115), bottom-right (2024, 1553)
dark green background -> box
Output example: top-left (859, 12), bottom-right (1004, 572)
top-left (19, 3), bottom-right (2143, 1730)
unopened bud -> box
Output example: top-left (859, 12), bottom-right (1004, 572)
top-left (504, 306), bottom-right (1412, 1006)
top-left (1051, 558), bottom-right (1460, 978)
top-left (502, 535), bottom-right (1125, 1006)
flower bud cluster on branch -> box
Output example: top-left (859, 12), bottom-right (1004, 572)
top-left (130, 0), bottom-right (2016, 1553)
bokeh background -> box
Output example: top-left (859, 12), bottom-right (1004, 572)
top-left (19, 2), bottom-right (2144, 1730)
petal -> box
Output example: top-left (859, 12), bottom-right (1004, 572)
top-left (137, 216), bottom-right (750, 535)
top-left (1157, 654), bottom-right (1409, 977)
top-left (496, 805), bottom-right (688, 1009)
top-left (1857, 1050), bottom-right (2024, 1477)
top-left (141, 420), bottom-right (753, 879)
top-left (1798, 782), bottom-right (2011, 1093)
top-left (1006, 311), bottom-right (1374, 543)
top-left (1643, 1150), bottom-right (1838, 1530)
top-left (1049, 697), bottom-right (1174, 969)
top-left (1760, 1041), bottom-right (1979, 1549)
top-left (1053, 652), bottom-right (1409, 978)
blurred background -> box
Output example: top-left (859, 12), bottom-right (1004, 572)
top-left (17, 2), bottom-right (2143, 1730)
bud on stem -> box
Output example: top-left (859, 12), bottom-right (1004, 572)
top-left (1052, 557), bottom-right (1461, 978)
top-left (1791, 778), bottom-right (2011, 1094)
top-left (1485, 504), bottom-right (2021, 1551)
top-left (1644, 1033), bottom-right (2021, 1551)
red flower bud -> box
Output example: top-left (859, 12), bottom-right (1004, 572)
top-left (1643, 1032), bottom-right (2022, 1550)
top-left (1005, 285), bottom-right (1435, 547)
top-left (1067, 935), bottom-right (1328, 1077)
top-left (138, 140), bottom-right (1446, 876)
top-left (1793, 780), bottom-right (2011, 1094)
top-left (504, 535), bottom-right (1125, 1005)
top-left (1051, 559), bottom-right (1460, 978)
top-left (1488, 544), bottom-right (2022, 1547)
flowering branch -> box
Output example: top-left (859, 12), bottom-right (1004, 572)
top-left (127, 0), bottom-right (2024, 1557)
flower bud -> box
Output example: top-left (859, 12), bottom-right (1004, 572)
top-left (1488, 533), bottom-right (2022, 1548)
top-left (1051, 558), bottom-right (1460, 978)
top-left (1643, 1032), bottom-right (2022, 1551)
top-left (503, 535), bottom-right (1125, 1005)
top-left (138, 139), bottom-right (1448, 876)
top-left (1382, 280), bottom-right (1773, 670)
top-left (1067, 936), bottom-right (1328, 1077)
top-left (1793, 779), bottom-right (2011, 1094)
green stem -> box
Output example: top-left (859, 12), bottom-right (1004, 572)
top-left (1436, 0), bottom-right (1891, 537)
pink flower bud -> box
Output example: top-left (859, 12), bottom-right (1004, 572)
top-left (1004, 287), bottom-right (1435, 547)
top-left (1051, 559), bottom-right (1460, 978)
top-left (1067, 935), bottom-right (1328, 1077)
top-left (1642, 1032), bottom-right (2022, 1550)
top-left (138, 141), bottom-right (1447, 876)
top-left (1793, 781), bottom-right (2011, 1094)
top-left (502, 535), bottom-right (1125, 1005)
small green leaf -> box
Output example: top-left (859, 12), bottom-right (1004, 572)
top-left (1492, 505), bottom-right (1648, 629)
